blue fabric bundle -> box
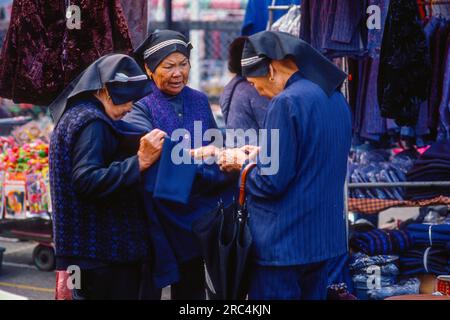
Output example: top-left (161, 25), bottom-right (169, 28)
top-left (406, 223), bottom-right (450, 247)
top-left (353, 263), bottom-right (400, 277)
top-left (350, 229), bottom-right (414, 255)
top-left (406, 141), bottom-right (450, 200)
top-left (349, 253), bottom-right (399, 272)
top-left (400, 246), bottom-right (450, 275)
top-left (366, 278), bottom-right (420, 300)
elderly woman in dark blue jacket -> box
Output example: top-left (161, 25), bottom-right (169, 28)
top-left (49, 54), bottom-right (165, 300)
top-left (218, 31), bottom-right (352, 300)
top-left (124, 30), bottom-right (232, 300)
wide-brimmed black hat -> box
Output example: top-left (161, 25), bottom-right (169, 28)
top-left (49, 54), bottom-right (152, 124)
top-left (241, 31), bottom-right (347, 96)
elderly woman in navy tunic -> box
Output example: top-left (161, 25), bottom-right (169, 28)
top-left (124, 30), bottom-right (225, 300)
top-left (218, 31), bottom-right (352, 300)
top-left (49, 54), bottom-right (166, 300)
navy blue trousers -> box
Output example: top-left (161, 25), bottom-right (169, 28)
top-left (248, 261), bottom-right (329, 300)
top-left (72, 264), bottom-right (144, 300)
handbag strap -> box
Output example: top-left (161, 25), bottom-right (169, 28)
top-left (239, 163), bottom-right (257, 206)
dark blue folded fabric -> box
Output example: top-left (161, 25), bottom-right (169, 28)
top-left (400, 246), bottom-right (450, 275)
top-left (406, 223), bottom-right (450, 247)
top-left (350, 229), bottom-right (413, 255)
top-left (153, 138), bottom-right (197, 204)
top-left (140, 137), bottom-right (237, 283)
top-left (406, 141), bottom-right (450, 199)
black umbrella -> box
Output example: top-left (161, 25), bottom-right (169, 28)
top-left (192, 163), bottom-right (256, 300)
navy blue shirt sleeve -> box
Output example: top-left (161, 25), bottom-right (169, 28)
top-left (122, 102), bottom-right (154, 131)
top-left (244, 96), bottom-right (298, 198)
top-left (71, 120), bottom-right (141, 199)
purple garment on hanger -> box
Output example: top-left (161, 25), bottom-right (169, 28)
top-left (438, 32), bottom-right (450, 140)
top-left (367, 0), bottom-right (390, 59)
top-left (360, 58), bottom-right (388, 141)
top-left (430, 23), bottom-right (450, 132)
top-left (300, 0), bottom-right (367, 58)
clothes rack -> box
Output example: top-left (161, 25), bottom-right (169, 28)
top-left (267, 4), bottom-right (301, 31)
top-left (348, 182), bottom-right (450, 189)
top-left (344, 181), bottom-right (450, 249)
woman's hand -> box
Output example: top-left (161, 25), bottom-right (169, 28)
top-left (218, 148), bottom-right (248, 173)
top-left (190, 145), bottom-right (219, 160)
top-left (240, 145), bottom-right (260, 161)
top-left (138, 129), bottom-right (166, 171)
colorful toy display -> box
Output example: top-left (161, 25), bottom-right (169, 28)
top-left (0, 118), bottom-right (51, 219)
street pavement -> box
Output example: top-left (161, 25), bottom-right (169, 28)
top-left (0, 238), bottom-right (54, 300)
top-left (0, 238), bottom-right (171, 300)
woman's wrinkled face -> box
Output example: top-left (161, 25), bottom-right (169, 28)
top-left (247, 76), bottom-right (278, 99)
top-left (95, 88), bottom-right (133, 121)
top-left (148, 52), bottom-right (190, 96)
top-left (104, 101), bottom-right (133, 121)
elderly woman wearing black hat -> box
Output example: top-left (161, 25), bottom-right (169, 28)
top-left (218, 31), bottom-right (353, 300)
top-left (123, 30), bottom-right (225, 300)
top-left (49, 54), bottom-right (166, 300)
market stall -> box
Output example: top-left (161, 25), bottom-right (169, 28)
top-left (0, 115), bottom-right (54, 271)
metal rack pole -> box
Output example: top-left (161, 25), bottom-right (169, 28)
top-left (267, 4), bottom-right (301, 31)
top-left (348, 181), bottom-right (450, 189)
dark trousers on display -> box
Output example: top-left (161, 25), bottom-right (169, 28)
top-left (248, 261), bottom-right (329, 300)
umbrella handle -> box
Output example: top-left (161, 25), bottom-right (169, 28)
top-left (239, 163), bottom-right (257, 206)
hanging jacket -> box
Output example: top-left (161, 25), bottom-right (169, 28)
top-left (0, 0), bottom-right (133, 106)
top-left (377, 0), bottom-right (431, 127)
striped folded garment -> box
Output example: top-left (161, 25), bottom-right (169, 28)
top-left (350, 229), bottom-right (414, 256)
top-left (406, 223), bottom-right (450, 247)
top-left (400, 246), bottom-right (450, 275)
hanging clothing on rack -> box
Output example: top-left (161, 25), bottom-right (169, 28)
top-left (367, 0), bottom-right (391, 59)
top-left (0, 0), bottom-right (133, 106)
top-left (299, 0), bottom-right (367, 58)
top-left (377, 0), bottom-right (431, 127)
top-left (241, 0), bottom-right (300, 36)
top-left (427, 18), bottom-right (449, 136)
top-left (429, 0), bottom-right (450, 19)
top-left (120, 0), bottom-right (148, 49)
top-left (271, 5), bottom-right (301, 37)
top-left (437, 33), bottom-right (450, 140)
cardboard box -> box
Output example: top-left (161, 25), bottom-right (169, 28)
top-left (418, 274), bottom-right (438, 294)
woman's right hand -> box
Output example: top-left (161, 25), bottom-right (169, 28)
top-left (138, 129), bottom-right (167, 171)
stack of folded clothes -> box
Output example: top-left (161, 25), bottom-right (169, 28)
top-left (400, 246), bottom-right (450, 275)
top-left (400, 223), bottom-right (450, 275)
top-left (350, 253), bottom-right (420, 300)
top-left (405, 223), bottom-right (450, 247)
top-left (406, 141), bottom-right (450, 200)
top-left (350, 229), bottom-right (414, 256)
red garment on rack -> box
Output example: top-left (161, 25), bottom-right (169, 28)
top-left (0, 0), bottom-right (133, 106)
top-left (417, 0), bottom-right (427, 19)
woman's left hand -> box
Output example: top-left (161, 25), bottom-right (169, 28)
top-left (190, 145), bottom-right (219, 160)
top-left (218, 148), bottom-right (248, 172)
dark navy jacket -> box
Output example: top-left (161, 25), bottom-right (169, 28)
top-left (243, 72), bottom-right (352, 266)
top-left (124, 85), bottom-right (236, 288)
top-left (50, 99), bottom-right (151, 269)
